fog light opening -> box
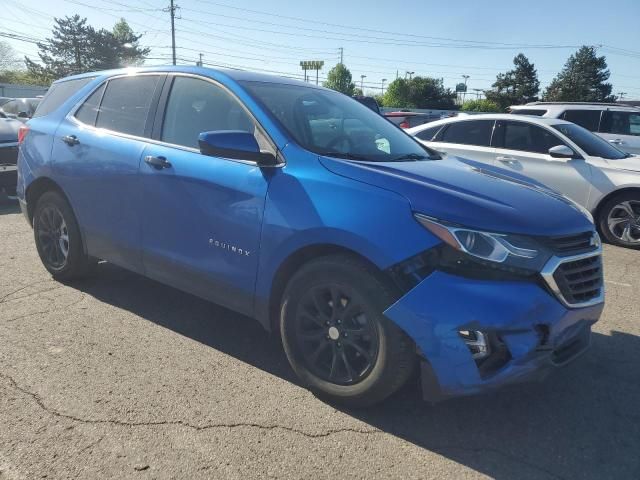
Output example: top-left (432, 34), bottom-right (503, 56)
top-left (458, 330), bottom-right (491, 360)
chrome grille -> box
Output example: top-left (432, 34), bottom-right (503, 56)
top-left (541, 250), bottom-right (604, 308)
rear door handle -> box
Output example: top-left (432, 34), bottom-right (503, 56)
top-left (62, 135), bottom-right (80, 146)
top-left (144, 155), bottom-right (172, 169)
top-left (609, 139), bottom-right (624, 145)
top-left (497, 156), bottom-right (517, 164)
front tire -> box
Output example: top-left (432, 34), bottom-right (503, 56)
top-left (280, 254), bottom-right (415, 407)
top-left (33, 191), bottom-right (93, 280)
top-left (598, 192), bottom-right (640, 249)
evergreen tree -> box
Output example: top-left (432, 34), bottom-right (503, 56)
top-left (543, 46), bottom-right (614, 102)
top-left (383, 77), bottom-right (456, 109)
top-left (485, 53), bottom-right (540, 110)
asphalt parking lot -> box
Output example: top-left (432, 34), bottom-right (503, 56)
top-left (0, 201), bottom-right (638, 480)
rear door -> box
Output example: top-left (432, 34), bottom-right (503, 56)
top-left (139, 74), bottom-right (273, 316)
top-left (599, 110), bottom-right (640, 154)
top-left (52, 73), bottom-right (165, 273)
top-left (429, 119), bottom-right (496, 164)
top-left (492, 120), bottom-right (593, 206)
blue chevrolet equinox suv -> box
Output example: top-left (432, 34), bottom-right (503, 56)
top-left (17, 67), bottom-right (604, 406)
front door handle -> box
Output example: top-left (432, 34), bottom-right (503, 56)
top-left (497, 156), bottom-right (517, 165)
top-left (62, 135), bottom-right (80, 146)
top-left (609, 139), bottom-right (624, 145)
top-left (144, 155), bottom-right (172, 169)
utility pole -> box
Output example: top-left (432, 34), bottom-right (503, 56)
top-left (196, 53), bottom-right (203, 67)
top-left (381, 78), bottom-right (387, 94)
top-left (164, 0), bottom-right (179, 65)
top-left (339, 47), bottom-right (343, 64)
top-left (618, 91), bottom-right (627, 102)
top-left (360, 75), bottom-right (366, 92)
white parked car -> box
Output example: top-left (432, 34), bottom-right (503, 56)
top-left (509, 102), bottom-right (640, 155)
top-left (408, 114), bottom-right (640, 248)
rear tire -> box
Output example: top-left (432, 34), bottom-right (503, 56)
top-left (598, 192), bottom-right (640, 249)
top-left (280, 254), bottom-right (415, 407)
top-left (33, 191), bottom-right (94, 280)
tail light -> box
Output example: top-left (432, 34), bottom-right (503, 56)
top-left (18, 125), bottom-right (30, 144)
top-left (399, 119), bottom-right (410, 129)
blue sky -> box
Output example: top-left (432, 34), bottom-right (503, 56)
top-left (2, 0), bottom-right (640, 99)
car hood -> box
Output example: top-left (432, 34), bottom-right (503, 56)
top-left (599, 154), bottom-right (640, 172)
top-left (319, 155), bottom-right (593, 236)
top-left (0, 118), bottom-right (20, 142)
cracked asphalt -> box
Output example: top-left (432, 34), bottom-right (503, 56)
top-left (0, 201), bottom-right (639, 480)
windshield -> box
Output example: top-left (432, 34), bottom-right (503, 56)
top-left (552, 123), bottom-right (628, 159)
top-left (241, 81), bottom-right (438, 161)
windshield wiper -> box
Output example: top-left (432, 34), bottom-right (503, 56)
top-left (321, 151), bottom-right (371, 161)
top-left (391, 153), bottom-right (434, 162)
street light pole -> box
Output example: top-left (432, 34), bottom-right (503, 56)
top-left (381, 78), bottom-right (387, 94)
top-left (360, 75), bottom-right (366, 92)
top-left (406, 71), bottom-right (415, 81)
top-left (462, 74), bottom-right (470, 103)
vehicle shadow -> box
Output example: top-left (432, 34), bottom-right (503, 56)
top-left (0, 199), bottom-right (20, 215)
top-left (72, 262), bottom-right (639, 480)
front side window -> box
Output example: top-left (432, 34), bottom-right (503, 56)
top-left (440, 120), bottom-right (494, 147)
top-left (415, 125), bottom-right (442, 142)
top-left (561, 109), bottom-right (601, 131)
top-left (161, 76), bottom-right (255, 149)
top-left (33, 77), bottom-right (94, 118)
top-left (1, 100), bottom-right (18, 115)
top-left (552, 123), bottom-right (627, 159)
top-left (241, 81), bottom-right (437, 162)
top-left (95, 75), bottom-right (162, 137)
top-left (503, 122), bottom-right (564, 154)
top-left (600, 111), bottom-right (640, 136)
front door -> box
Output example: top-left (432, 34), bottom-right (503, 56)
top-left (139, 75), bottom-right (274, 316)
top-left (598, 110), bottom-right (640, 155)
top-left (492, 120), bottom-right (593, 207)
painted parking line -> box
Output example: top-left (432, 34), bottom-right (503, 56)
top-left (605, 280), bottom-right (632, 288)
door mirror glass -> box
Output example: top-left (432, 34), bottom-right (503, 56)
top-left (198, 130), bottom-right (277, 165)
top-left (548, 144), bottom-right (575, 159)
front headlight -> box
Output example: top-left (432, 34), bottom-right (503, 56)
top-left (415, 214), bottom-right (539, 264)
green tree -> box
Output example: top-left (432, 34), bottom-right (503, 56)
top-left (323, 63), bottom-right (356, 95)
top-left (383, 76), bottom-right (456, 109)
top-left (0, 41), bottom-right (20, 72)
top-left (485, 53), bottom-right (540, 110)
top-left (25, 15), bottom-right (149, 83)
top-left (543, 46), bottom-right (615, 102)
top-left (460, 99), bottom-right (501, 112)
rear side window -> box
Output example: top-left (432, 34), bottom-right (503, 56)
top-left (96, 75), bottom-right (162, 137)
top-left (440, 120), bottom-right (494, 147)
top-left (561, 110), bottom-right (601, 131)
top-left (75, 84), bottom-right (106, 126)
top-left (161, 76), bottom-right (254, 149)
top-left (33, 77), bottom-right (94, 118)
top-left (503, 121), bottom-right (563, 154)
top-left (415, 125), bottom-right (442, 141)
top-left (600, 111), bottom-right (640, 136)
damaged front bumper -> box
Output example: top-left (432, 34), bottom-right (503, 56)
top-left (384, 271), bottom-right (604, 401)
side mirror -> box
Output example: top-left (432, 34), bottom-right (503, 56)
top-left (17, 111), bottom-right (29, 119)
top-left (548, 145), bottom-right (575, 159)
top-left (198, 130), bottom-right (277, 165)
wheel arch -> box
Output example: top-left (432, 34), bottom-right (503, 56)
top-left (593, 186), bottom-right (640, 222)
top-left (25, 176), bottom-right (68, 223)
top-left (265, 243), bottom-right (397, 334)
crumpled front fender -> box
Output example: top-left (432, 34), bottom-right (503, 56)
top-left (384, 271), bottom-right (603, 400)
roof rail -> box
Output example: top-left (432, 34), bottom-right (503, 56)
top-left (522, 101), bottom-right (634, 107)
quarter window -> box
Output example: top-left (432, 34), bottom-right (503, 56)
top-left (95, 75), bottom-right (162, 137)
top-left (561, 110), bottom-right (601, 131)
top-left (503, 122), bottom-right (564, 154)
top-left (161, 76), bottom-right (255, 149)
top-left (440, 120), bottom-right (494, 147)
top-left (600, 111), bottom-right (640, 136)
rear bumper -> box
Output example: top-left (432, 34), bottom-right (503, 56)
top-left (384, 271), bottom-right (604, 401)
